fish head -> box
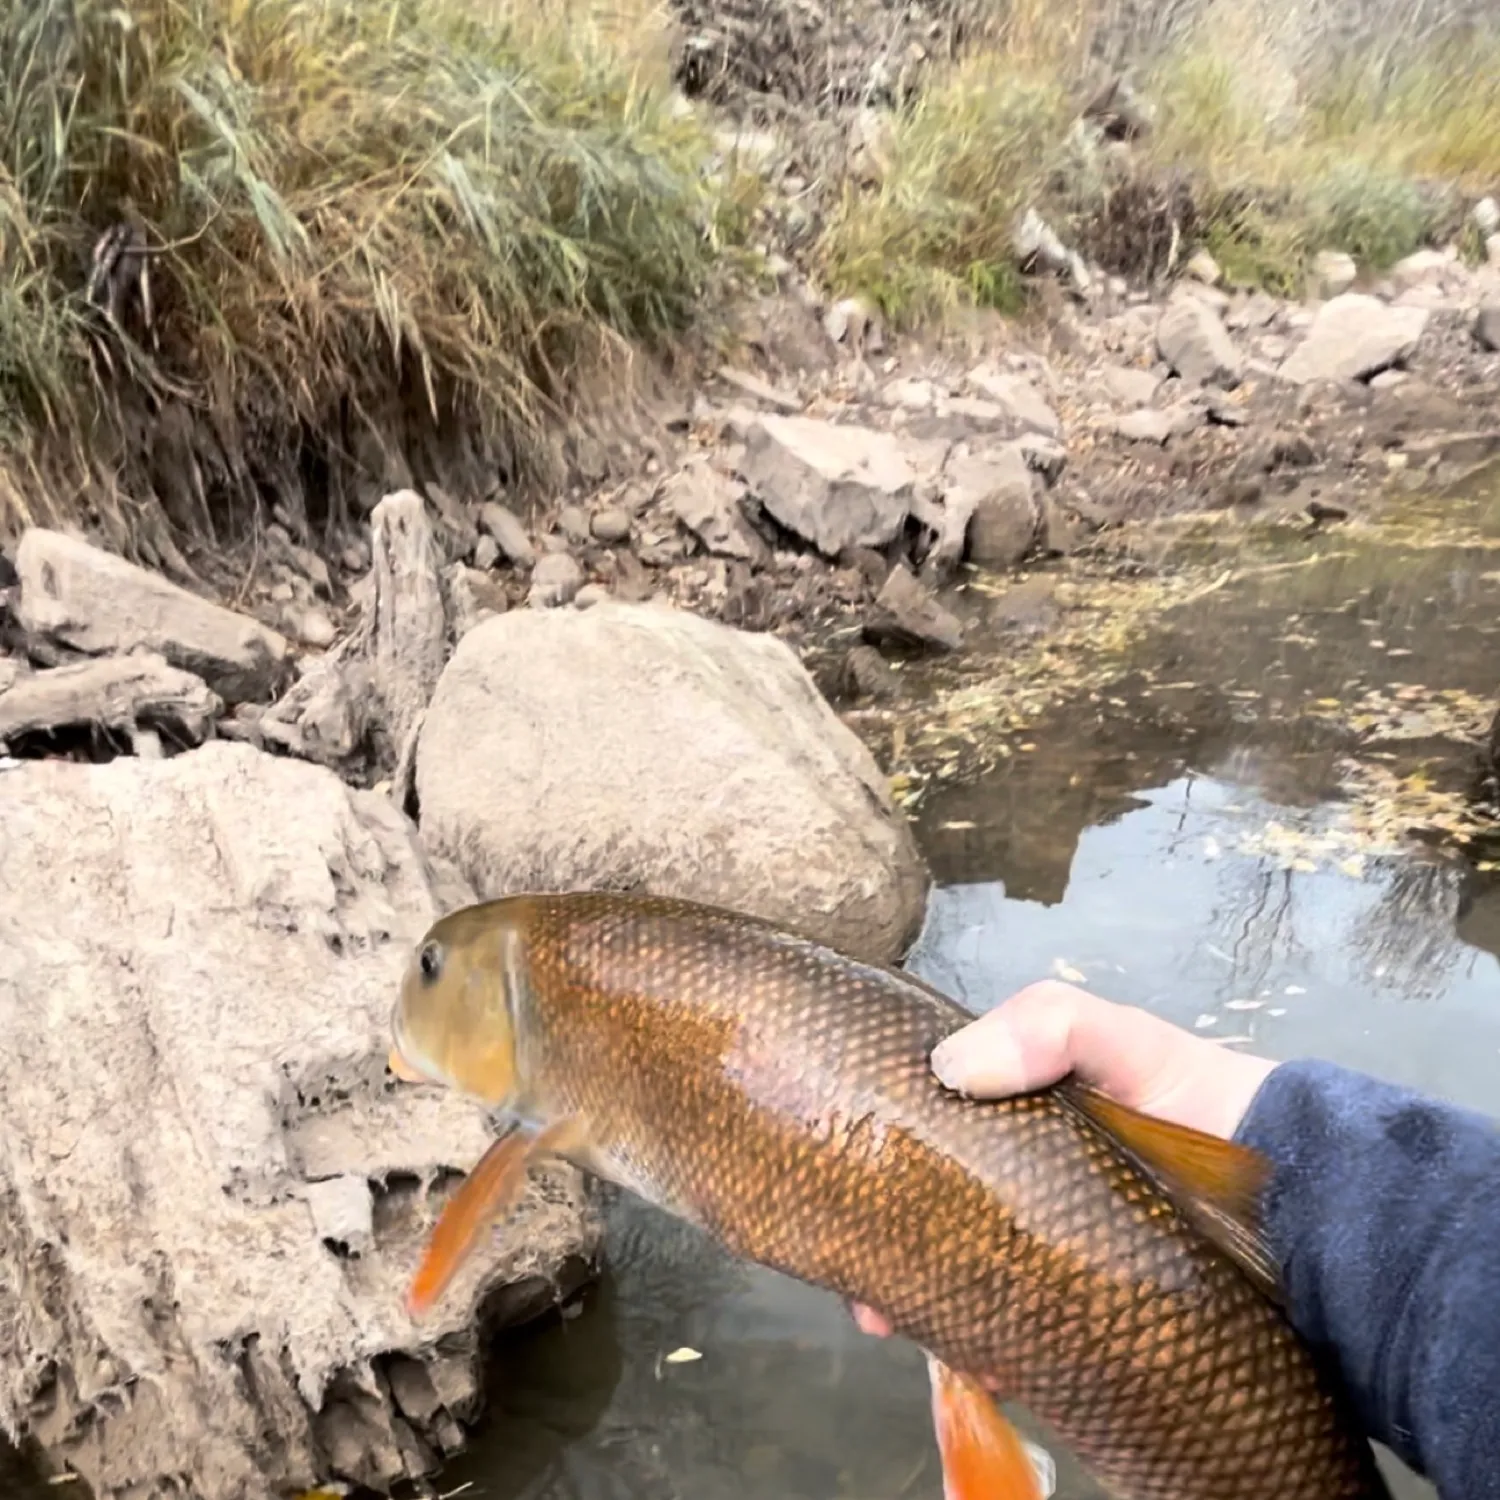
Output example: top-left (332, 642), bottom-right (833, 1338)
top-left (390, 902), bottom-right (528, 1107)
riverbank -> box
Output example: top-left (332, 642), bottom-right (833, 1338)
top-left (4, 1), bottom-right (1500, 1496)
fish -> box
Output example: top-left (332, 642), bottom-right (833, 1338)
top-left (387, 890), bottom-right (1392, 1500)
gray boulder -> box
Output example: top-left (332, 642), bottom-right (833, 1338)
top-left (415, 602), bottom-right (928, 964)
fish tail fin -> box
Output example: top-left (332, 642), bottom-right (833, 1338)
top-left (926, 1353), bottom-right (1051, 1500)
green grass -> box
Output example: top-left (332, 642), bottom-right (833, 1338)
top-left (817, 8), bottom-right (1500, 319)
top-left (817, 53), bottom-right (1071, 324)
top-left (0, 0), bottom-right (730, 552)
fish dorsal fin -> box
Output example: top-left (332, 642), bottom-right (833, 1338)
top-left (1057, 1080), bottom-right (1283, 1305)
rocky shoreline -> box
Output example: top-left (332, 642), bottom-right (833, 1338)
top-left (2, 216), bottom-right (1500, 1500)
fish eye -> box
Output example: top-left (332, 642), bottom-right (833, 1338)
top-left (418, 940), bottom-right (444, 985)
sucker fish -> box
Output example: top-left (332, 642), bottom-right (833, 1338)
top-left (387, 890), bottom-right (1392, 1500)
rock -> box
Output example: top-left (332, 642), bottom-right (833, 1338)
top-left (1476, 303), bottom-right (1500, 353)
top-left (573, 583), bottom-right (610, 608)
top-left (964, 369), bottom-right (1062, 437)
top-left (0, 741), bottom-right (599, 1500)
top-left (1312, 250), bottom-right (1358, 298)
top-left (1475, 197), bottom-right (1500, 238)
top-left (866, 562), bottom-right (963, 654)
top-left (528, 552), bottom-right (584, 608)
top-left (941, 396), bottom-right (1007, 425)
top-left (293, 607), bottom-right (337, 649)
top-left (1100, 366), bottom-right (1162, 407)
top-left (1012, 207), bottom-right (1092, 294)
top-left (0, 653), bottom-right (220, 749)
top-left (1156, 300), bottom-right (1244, 388)
top-left (590, 508), bottom-right (632, 544)
top-left (1185, 249), bottom-right (1222, 285)
top-left (305, 1174), bottom-right (375, 1258)
top-left (740, 415), bottom-right (914, 557)
top-left (1110, 408), bottom-right (1188, 441)
top-left (1390, 248), bottom-right (1453, 292)
top-left (14, 529), bottom-right (288, 704)
top-left (558, 505), bottom-right (591, 546)
top-left (415, 603), bottom-right (927, 964)
top-left (947, 445), bottom-right (1038, 569)
top-left (1015, 433), bottom-right (1068, 484)
top-left (444, 564), bottom-right (508, 638)
top-left (1226, 291), bottom-right (1281, 331)
top-left (1278, 294), bottom-right (1430, 385)
top-left (884, 377), bottom-right (937, 411)
top-left (663, 458), bottom-right (769, 564)
top-left (840, 644), bottom-right (901, 701)
top-left (478, 503), bottom-right (536, 569)
top-left (822, 295), bottom-right (884, 354)
top-left (473, 534), bottom-right (500, 571)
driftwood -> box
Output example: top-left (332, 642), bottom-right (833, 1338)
top-left (0, 651), bottom-right (220, 748)
top-left (371, 490), bottom-right (449, 758)
top-left (259, 490), bottom-right (454, 780)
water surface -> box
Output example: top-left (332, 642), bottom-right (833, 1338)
top-left (15, 478), bottom-right (1500, 1499)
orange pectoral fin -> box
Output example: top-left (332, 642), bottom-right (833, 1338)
top-left (406, 1115), bottom-right (588, 1321)
top-left (927, 1354), bottom-right (1048, 1500)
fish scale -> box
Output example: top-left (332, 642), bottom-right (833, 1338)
top-left (393, 891), bottom-right (1391, 1500)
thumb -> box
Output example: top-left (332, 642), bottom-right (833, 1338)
top-left (930, 980), bottom-right (1083, 1098)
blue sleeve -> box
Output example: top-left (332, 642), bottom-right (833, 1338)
top-left (1234, 1059), bottom-right (1500, 1498)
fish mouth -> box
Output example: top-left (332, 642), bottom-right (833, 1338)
top-left (387, 1045), bottom-right (430, 1084)
top-left (388, 1005), bottom-right (441, 1085)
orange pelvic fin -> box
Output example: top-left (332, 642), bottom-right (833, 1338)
top-left (406, 1114), bottom-right (587, 1320)
top-left (927, 1353), bottom-right (1049, 1500)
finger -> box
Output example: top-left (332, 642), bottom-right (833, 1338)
top-left (931, 982), bottom-right (1110, 1099)
top-left (930, 982), bottom-right (1212, 1109)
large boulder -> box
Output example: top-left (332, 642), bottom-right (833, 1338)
top-left (0, 742), bottom-right (599, 1500)
top-left (415, 602), bottom-right (929, 964)
top-left (1156, 297), bottom-right (1245, 389)
top-left (1278, 294), bottom-right (1429, 384)
top-left (739, 414), bottom-right (915, 557)
top-left (14, 529), bottom-right (288, 704)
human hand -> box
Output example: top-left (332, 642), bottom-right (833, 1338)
top-left (849, 980), bottom-right (1277, 1340)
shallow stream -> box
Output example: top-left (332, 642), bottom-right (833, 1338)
top-left (13, 470), bottom-right (1500, 1500)
top-left (431, 473), bottom-right (1500, 1500)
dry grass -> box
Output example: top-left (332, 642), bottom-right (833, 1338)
top-left (0, 0), bottom-right (732, 556)
top-left (818, 0), bottom-right (1500, 320)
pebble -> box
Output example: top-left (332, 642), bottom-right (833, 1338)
top-left (473, 535), bottom-right (500, 571)
top-left (559, 505), bottom-right (591, 546)
top-left (590, 508), bottom-right (632, 544)
top-left (574, 583), bottom-right (610, 609)
top-left (295, 608), bottom-right (337, 649)
top-left (528, 552), bottom-right (584, 608)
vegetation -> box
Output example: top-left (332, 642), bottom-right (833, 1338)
top-left (0, 0), bottom-right (731, 552)
top-left (3, 0), bottom-right (1499, 552)
top-left (820, 1), bottom-right (1500, 323)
